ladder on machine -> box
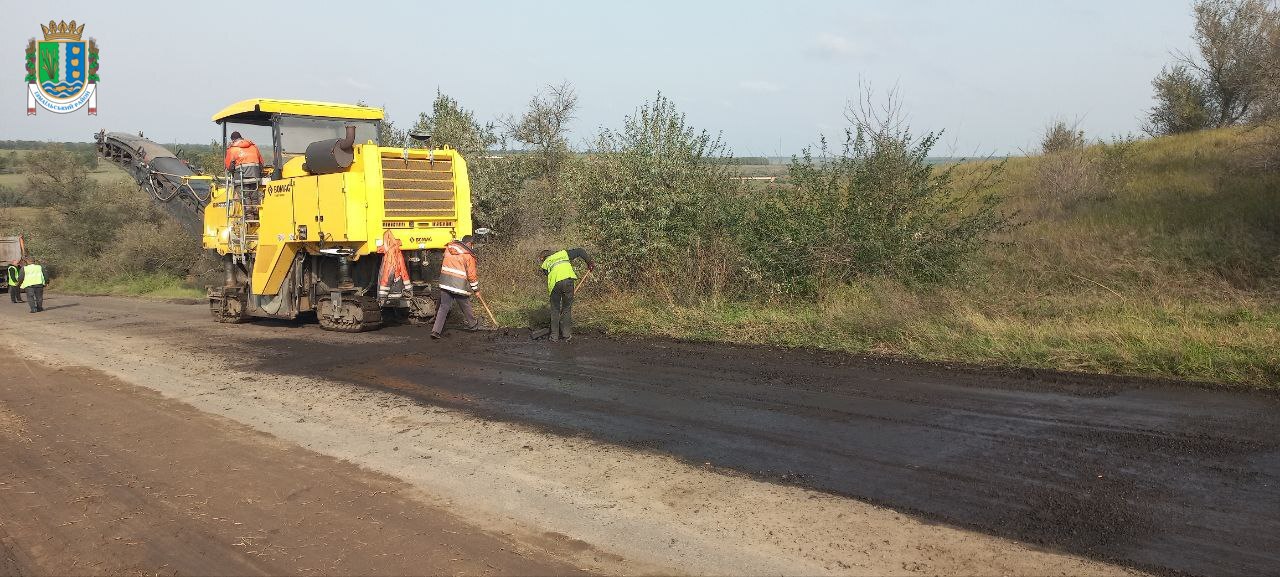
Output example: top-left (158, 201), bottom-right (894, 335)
top-left (226, 166), bottom-right (261, 265)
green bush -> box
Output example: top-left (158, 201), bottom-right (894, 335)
top-left (569, 93), bottom-right (741, 291)
top-left (738, 106), bottom-right (1014, 293)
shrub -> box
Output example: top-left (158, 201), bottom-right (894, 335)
top-left (1146, 65), bottom-right (1215, 136)
top-left (739, 94), bottom-right (1014, 293)
top-left (1035, 132), bottom-right (1139, 212)
top-left (0, 185), bottom-right (29, 208)
top-left (569, 93), bottom-right (741, 293)
top-left (1041, 120), bottom-right (1086, 154)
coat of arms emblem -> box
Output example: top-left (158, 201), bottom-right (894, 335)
top-left (25, 20), bottom-right (99, 115)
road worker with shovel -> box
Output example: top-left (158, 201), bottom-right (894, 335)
top-left (538, 248), bottom-right (595, 342)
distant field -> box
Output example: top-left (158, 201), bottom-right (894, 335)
top-left (0, 158), bottom-right (131, 188)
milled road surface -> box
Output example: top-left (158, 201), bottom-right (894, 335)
top-left (3, 294), bottom-right (1278, 575)
top-left (292, 331), bottom-right (1280, 576)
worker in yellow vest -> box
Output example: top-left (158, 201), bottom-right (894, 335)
top-left (538, 248), bottom-right (595, 341)
top-left (6, 260), bottom-right (23, 303)
top-left (20, 258), bottom-right (46, 313)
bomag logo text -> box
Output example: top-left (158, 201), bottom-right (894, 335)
top-left (266, 181), bottom-right (295, 196)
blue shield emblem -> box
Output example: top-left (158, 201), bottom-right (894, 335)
top-left (37, 41), bottom-right (86, 99)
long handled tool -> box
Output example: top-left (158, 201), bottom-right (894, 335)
top-left (574, 270), bottom-right (594, 296)
top-left (474, 291), bottom-right (500, 328)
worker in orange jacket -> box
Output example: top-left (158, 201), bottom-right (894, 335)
top-left (432, 236), bottom-right (479, 339)
top-left (223, 131), bottom-right (264, 172)
top-left (225, 131), bottom-right (265, 218)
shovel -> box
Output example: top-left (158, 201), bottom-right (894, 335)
top-left (474, 291), bottom-right (500, 328)
top-left (574, 270), bottom-right (594, 296)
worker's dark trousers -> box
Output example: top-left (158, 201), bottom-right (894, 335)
top-left (432, 290), bottom-right (476, 335)
top-left (8, 285), bottom-right (21, 303)
top-left (25, 285), bottom-right (43, 312)
top-left (549, 278), bottom-right (575, 340)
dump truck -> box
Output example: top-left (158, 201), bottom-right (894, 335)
top-left (97, 99), bottom-right (476, 332)
top-left (0, 236), bottom-right (24, 293)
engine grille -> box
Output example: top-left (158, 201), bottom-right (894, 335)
top-left (379, 154), bottom-right (456, 218)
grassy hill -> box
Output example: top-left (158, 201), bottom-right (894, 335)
top-left (485, 127), bottom-right (1280, 388)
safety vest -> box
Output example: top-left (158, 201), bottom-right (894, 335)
top-left (438, 241), bottom-right (477, 296)
top-left (540, 250), bottom-right (577, 293)
top-left (6, 265), bottom-right (18, 286)
top-left (20, 264), bottom-right (44, 288)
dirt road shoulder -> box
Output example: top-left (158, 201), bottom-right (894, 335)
top-left (0, 347), bottom-right (587, 576)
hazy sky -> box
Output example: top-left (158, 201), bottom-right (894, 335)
top-left (6, 1), bottom-right (1193, 156)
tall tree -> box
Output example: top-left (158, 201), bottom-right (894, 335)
top-left (1181, 0), bottom-right (1279, 126)
top-left (504, 82), bottom-right (579, 190)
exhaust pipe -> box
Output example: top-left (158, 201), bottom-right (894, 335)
top-left (303, 125), bottom-right (358, 175)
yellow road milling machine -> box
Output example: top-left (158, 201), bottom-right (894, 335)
top-left (97, 99), bottom-right (478, 332)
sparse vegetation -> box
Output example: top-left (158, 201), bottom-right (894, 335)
top-left (0, 147), bottom-right (205, 295)
top-left (485, 127), bottom-right (1277, 388)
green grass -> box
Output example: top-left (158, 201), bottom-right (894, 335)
top-left (554, 286), bottom-right (1279, 388)
top-left (53, 273), bottom-right (204, 300)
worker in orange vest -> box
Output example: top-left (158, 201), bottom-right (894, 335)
top-left (432, 235), bottom-right (480, 339)
top-left (225, 131), bottom-right (265, 218)
top-left (223, 131), bottom-right (263, 172)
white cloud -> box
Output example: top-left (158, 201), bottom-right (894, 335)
top-left (739, 80), bottom-right (783, 94)
top-left (810, 33), bottom-right (860, 59)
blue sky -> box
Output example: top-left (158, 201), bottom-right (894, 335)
top-left (6, 1), bottom-right (1193, 155)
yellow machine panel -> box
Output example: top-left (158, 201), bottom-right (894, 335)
top-left (204, 145), bottom-right (473, 296)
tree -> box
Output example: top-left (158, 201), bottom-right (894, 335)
top-left (20, 146), bottom-right (200, 276)
top-left (502, 82), bottom-right (580, 233)
top-left (504, 82), bottom-right (578, 187)
top-left (378, 110), bottom-right (407, 148)
top-left (1146, 65), bottom-right (1215, 135)
top-left (1178, 0), bottom-right (1279, 127)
